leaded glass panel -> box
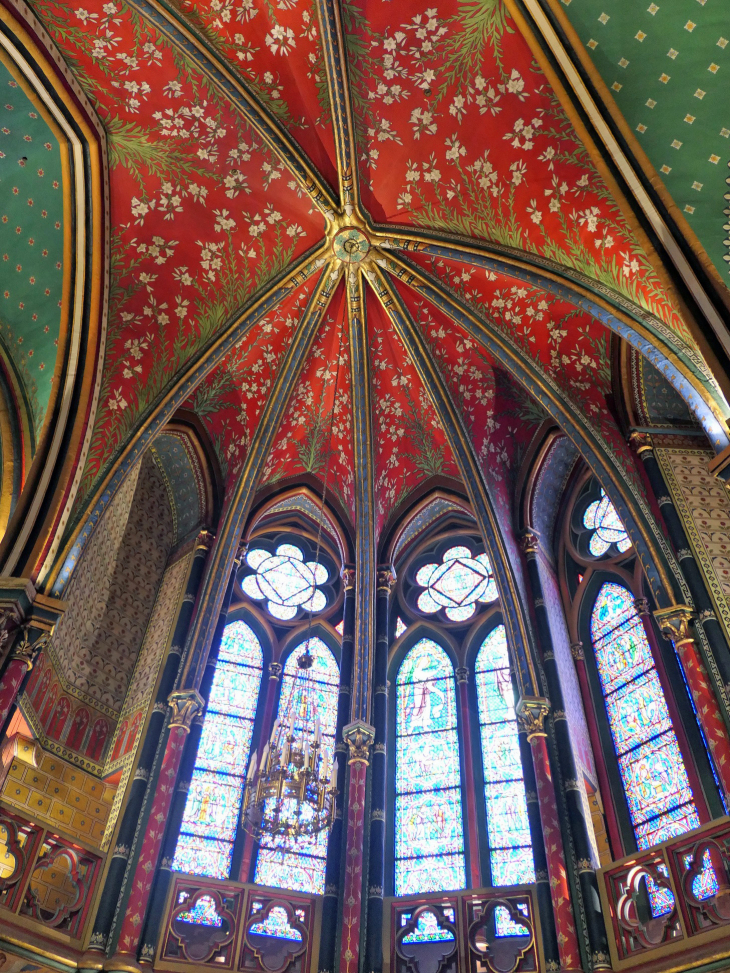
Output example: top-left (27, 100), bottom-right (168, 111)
top-left (415, 547), bottom-right (497, 622)
top-left (475, 626), bottom-right (535, 891)
top-left (242, 544), bottom-right (328, 620)
top-left (395, 638), bottom-right (466, 896)
top-left (590, 582), bottom-right (699, 849)
top-left (583, 490), bottom-right (632, 556)
top-left (173, 620), bottom-right (263, 879)
top-left (254, 637), bottom-right (339, 895)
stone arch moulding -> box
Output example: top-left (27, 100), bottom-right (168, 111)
top-left (0, 0), bottom-right (108, 583)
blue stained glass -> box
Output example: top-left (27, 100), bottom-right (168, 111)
top-left (475, 626), bottom-right (535, 887)
top-left (249, 906), bottom-right (302, 940)
top-left (395, 639), bottom-right (466, 896)
top-left (590, 583), bottom-right (699, 850)
top-left (177, 895), bottom-right (223, 926)
top-left (683, 849), bottom-right (719, 900)
top-left (416, 547), bottom-right (497, 622)
top-left (242, 544), bottom-right (328, 620)
top-left (401, 911), bottom-right (455, 943)
top-left (255, 637), bottom-right (339, 895)
top-left (173, 620), bottom-right (263, 878)
top-left (494, 904), bottom-right (530, 938)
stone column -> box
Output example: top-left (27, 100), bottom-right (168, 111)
top-left (111, 690), bottom-right (204, 964)
top-left (455, 665), bottom-right (481, 888)
top-left (88, 531), bottom-right (213, 956)
top-left (520, 531), bottom-right (610, 970)
top-left (318, 567), bottom-right (355, 973)
top-left (339, 720), bottom-right (375, 973)
top-left (517, 697), bottom-right (584, 973)
top-left (630, 433), bottom-right (730, 711)
top-left (364, 568), bottom-right (392, 973)
top-left (0, 624), bottom-right (49, 729)
top-left (135, 560), bottom-right (240, 963)
top-left (654, 605), bottom-right (730, 802)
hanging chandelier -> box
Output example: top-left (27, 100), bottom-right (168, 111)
top-left (241, 644), bottom-right (338, 841)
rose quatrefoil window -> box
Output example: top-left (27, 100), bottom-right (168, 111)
top-left (583, 490), bottom-right (631, 557)
top-left (242, 543), bottom-right (329, 620)
top-left (415, 545), bottom-right (497, 622)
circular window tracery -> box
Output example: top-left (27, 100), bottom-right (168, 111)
top-left (583, 490), bottom-right (631, 557)
top-left (242, 543), bottom-right (330, 620)
top-left (414, 545), bottom-right (497, 622)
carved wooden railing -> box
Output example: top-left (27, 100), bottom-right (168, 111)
top-left (598, 816), bottom-right (730, 970)
top-left (384, 886), bottom-right (541, 973)
top-left (156, 874), bottom-right (321, 973)
top-left (0, 804), bottom-right (101, 941)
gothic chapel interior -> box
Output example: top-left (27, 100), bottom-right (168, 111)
top-left (3, 0), bottom-right (730, 972)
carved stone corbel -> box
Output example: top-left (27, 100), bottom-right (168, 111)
top-left (520, 529), bottom-right (540, 559)
top-left (653, 605), bottom-right (695, 647)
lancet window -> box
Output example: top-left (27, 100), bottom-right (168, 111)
top-left (254, 637), bottom-right (339, 895)
top-left (475, 626), bottom-right (534, 885)
top-left (173, 620), bottom-right (263, 879)
top-left (394, 638), bottom-right (466, 895)
top-left (590, 582), bottom-right (700, 847)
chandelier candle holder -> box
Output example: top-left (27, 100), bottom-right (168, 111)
top-left (241, 646), bottom-right (338, 842)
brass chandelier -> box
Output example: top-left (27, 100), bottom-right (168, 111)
top-left (241, 645), bottom-right (338, 841)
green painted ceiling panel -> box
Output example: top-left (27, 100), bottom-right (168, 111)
top-left (560, 0), bottom-right (730, 282)
top-left (0, 59), bottom-right (65, 437)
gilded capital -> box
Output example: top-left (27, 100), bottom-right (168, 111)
top-left (195, 529), bottom-right (215, 553)
top-left (10, 628), bottom-right (50, 672)
top-left (520, 529), bottom-right (540, 559)
top-left (654, 605), bottom-right (695, 646)
top-left (342, 566), bottom-right (356, 591)
top-left (168, 690), bottom-right (205, 732)
top-left (268, 662), bottom-right (282, 680)
top-left (570, 641), bottom-right (584, 662)
top-left (628, 431), bottom-right (654, 456)
top-left (633, 598), bottom-right (650, 617)
top-left (455, 666), bottom-right (469, 684)
top-left (377, 567), bottom-right (395, 592)
top-left (343, 720), bottom-right (375, 764)
top-left (516, 696), bottom-right (551, 741)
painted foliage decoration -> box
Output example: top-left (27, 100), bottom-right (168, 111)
top-left (475, 626), bottom-right (534, 889)
top-left (395, 638), bottom-right (466, 896)
top-left (254, 637), bottom-right (339, 895)
top-left (590, 582), bottom-right (699, 848)
top-left (173, 621), bottom-right (263, 879)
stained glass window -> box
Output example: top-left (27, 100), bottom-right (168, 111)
top-left (475, 626), bottom-right (535, 890)
top-left (416, 547), bottom-right (497, 622)
top-left (242, 544), bottom-right (329, 620)
top-left (173, 620), bottom-right (263, 879)
top-left (395, 638), bottom-right (466, 896)
top-left (396, 617), bottom-right (407, 638)
top-left (583, 490), bottom-right (632, 557)
top-left (590, 582), bottom-right (699, 848)
top-left (255, 637), bottom-right (339, 894)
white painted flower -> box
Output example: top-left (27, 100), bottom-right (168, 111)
top-left (265, 25), bottom-right (296, 55)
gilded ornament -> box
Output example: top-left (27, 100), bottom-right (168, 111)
top-left (654, 605), bottom-right (695, 646)
top-left (343, 719), bottom-right (375, 764)
top-left (520, 529), bottom-right (540, 557)
top-left (516, 696), bottom-right (551, 740)
top-left (167, 690), bottom-right (204, 732)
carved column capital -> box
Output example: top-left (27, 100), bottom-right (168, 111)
top-left (455, 666), bottom-right (469, 684)
top-left (268, 662), bottom-right (282, 681)
top-left (167, 689), bottom-right (204, 732)
top-left (629, 431), bottom-right (654, 457)
top-left (10, 627), bottom-right (51, 672)
top-left (570, 640), bottom-right (584, 661)
top-left (516, 696), bottom-right (551, 741)
top-left (194, 529), bottom-right (215, 553)
top-left (633, 597), bottom-right (651, 617)
top-left (343, 720), bottom-right (375, 764)
top-left (654, 605), bottom-right (695, 646)
top-left (376, 567), bottom-right (395, 593)
top-left (520, 529), bottom-right (541, 559)
top-left (342, 566), bottom-right (356, 591)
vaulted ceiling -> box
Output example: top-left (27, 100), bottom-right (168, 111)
top-left (13, 0), bottom-right (730, 586)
